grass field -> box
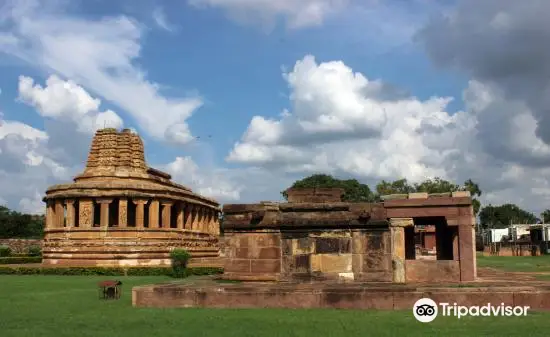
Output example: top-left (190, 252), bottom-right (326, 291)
top-left (477, 253), bottom-right (550, 272)
top-left (1, 275), bottom-right (550, 336)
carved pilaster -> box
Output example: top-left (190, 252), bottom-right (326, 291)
top-left (65, 199), bottom-right (75, 228)
top-left (176, 202), bottom-right (184, 229)
top-left (198, 207), bottom-right (205, 232)
top-left (118, 198), bottom-right (128, 227)
top-left (193, 207), bottom-right (200, 231)
top-left (206, 209), bottom-right (212, 234)
top-left (149, 199), bottom-right (160, 228)
top-left (185, 204), bottom-right (194, 230)
top-left (97, 199), bottom-right (112, 227)
top-left (132, 199), bottom-right (148, 229)
top-left (214, 210), bottom-right (220, 235)
top-left (79, 199), bottom-right (94, 228)
top-left (45, 200), bottom-right (55, 229)
top-left (161, 200), bottom-right (173, 228)
top-left (54, 200), bottom-right (64, 228)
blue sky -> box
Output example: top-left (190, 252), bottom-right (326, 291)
top-left (1, 0), bottom-right (550, 215)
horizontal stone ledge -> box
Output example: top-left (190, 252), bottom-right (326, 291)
top-left (43, 253), bottom-right (219, 260)
top-left (223, 219), bottom-right (390, 230)
top-left (384, 196), bottom-right (472, 207)
top-left (44, 189), bottom-right (220, 209)
top-left (132, 286), bottom-right (550, 310)
top-left (278, 203), bottom-right (352, 212)
top-left (43, 248), bottom-right (220, 255)
top-left (222, 204), bottom-right (272, 214)
top-left (44, 228), bottom-right (215, 234)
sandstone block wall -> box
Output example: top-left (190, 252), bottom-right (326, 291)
top-left (222, 231), bottom-right (282, 280)
top-left (405, 260), bottom-right (460, 282)
top-left (0, 239), bottom-right (42, 254)
top-left (223, 229), bottom-right (392, 282)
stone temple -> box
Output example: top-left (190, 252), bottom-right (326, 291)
top-left (42, 128), bottom-right (220, 267)
top-left (221, 187), bottom-right (476, 283)
top-left (133, 188), bottom-right (491, 310)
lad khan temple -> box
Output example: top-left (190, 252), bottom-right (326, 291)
top-left (42, 128), bottom-right (550, 310)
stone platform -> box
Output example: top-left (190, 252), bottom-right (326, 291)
top-left (132, 278), bottom-right (550, 310)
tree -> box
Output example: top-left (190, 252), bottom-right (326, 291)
top-left (462, 179), bottom-right (482, 216)
top-left (0, 205), bottom-right (44, 239)
top-left (478, 204), bottom-right (538, 229)
top-left (281, 174), bottom-right (375, 202)
top-left (541, 209), bottom-right (550, 223)
top-left (375, 179), bottom-right (415, 196)
top-left (375, 177), bottom-right (482, 215)
top-left (413, 177), bottom-right (460, 194)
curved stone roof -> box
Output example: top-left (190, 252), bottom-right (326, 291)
top-left (44, 128), bottom-right (219, 208)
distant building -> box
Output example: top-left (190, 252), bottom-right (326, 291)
top-left (509, 224), bottom-right (532, 241)
top-left (485, 228), bottom-right (508, 243)
top-left (415, 225), bottom-right (436, 251)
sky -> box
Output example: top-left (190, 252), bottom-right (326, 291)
top-left (1, 0), bottom-right (550, 216)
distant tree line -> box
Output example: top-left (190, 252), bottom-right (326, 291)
top-left (0, 206), bottom-right (44, 239)
top-left (282, 174), bottom-right (546, 229)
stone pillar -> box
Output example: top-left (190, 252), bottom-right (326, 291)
top-left (176, 203), bottom-right (184, 230)
top-left (199, 207), bottom-right (206, 232)
top-left (206, 208), bottom-right (214, 235)
top-left (453, 231), bottom-right (459, 261)
top-left (65, 199), bottom-right (75, 228)
top-left (79, 199), bottom-right (94, 228)
top-left (118, 198), bottom-right (128, 228)
top-left (45, 200), bottom-right (55, 229)
top-left (161, 201), bottom-right (173, 228)
top-left (458, 221), bottom-right (476, 281)
top-left (133, 199), bottom-right (148, 229)
top-left (193, 207), bottom-right (200, 231)
top-left (97, 199), bottom-right (112, 227)
top-left (389, 218), bottom-right (413, 283)
top-left (214, 210), bottom-right (220, 235)
top-left (185, 205), bottom-right (194, 230)
top-left (54, 200), bottom-right (64, 228)
top-left (149, 199), bottom-right (160, 228)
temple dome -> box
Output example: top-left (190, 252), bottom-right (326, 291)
top-left (77, 128), bottom-right (148, 179)
top-left (44, 128), bottom-right (217, 206)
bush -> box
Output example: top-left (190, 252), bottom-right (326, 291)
top-left (170, 249), bottom-right (191, 278)
top-left (0, 256), bottom-right (42, 265)
top-left (27, 245), bottom-right (42, 257)
top-left (0, 245), bottom-right (11, 257)
top-left (0, 266), bottom-right (223, 277)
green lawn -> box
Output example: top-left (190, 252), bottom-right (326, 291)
top-left (1, 276), bottom-right (550, 336)
top-left (477, 253), bottom-right (550, 272)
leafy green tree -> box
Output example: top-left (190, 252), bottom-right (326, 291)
top-left (541, 209), bottom-right (550, 223)
top-left (413, 177), bottom-right (460, 193)
top-left (462, 179), bottom-right (482, 216)
top-left (479, 204), bottom-right (538, 229)
top-left (375, 179), bottom-right (415, 196)
top-left (281, 174), bottom-right (375, 202)
top-left (0, 205), bottom-right (44, 238)
top-left (375, 177), bottom-right (482, 215)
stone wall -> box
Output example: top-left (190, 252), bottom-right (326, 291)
top-left (0, 239), bottom-right (42, 254)
top-left (222, 231), bottom-right (281, 281)
top-left (222, 229), bottom-right (392, 282)
top-left (281, 230), bottom-right (392, 282)
top-left (405, 260), bottom-right (460, 282)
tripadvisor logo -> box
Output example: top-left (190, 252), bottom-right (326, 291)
top-left (413, 298), bottom-right (438, 323)
top-left (413, 298), bottom-right (530, 322)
